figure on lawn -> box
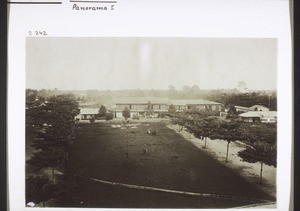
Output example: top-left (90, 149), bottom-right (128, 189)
top-left (147, 129), bottom-right (158, 136)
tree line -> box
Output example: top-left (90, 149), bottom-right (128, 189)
top-left (27, 88), bottom-right (277, 111)
top-left (171, 110), bottom-right (277, 183)
top-left (26, 92), bottom-right (80, 206)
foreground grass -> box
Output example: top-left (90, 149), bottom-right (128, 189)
top-left (61, 121), bottom-right (274, 208)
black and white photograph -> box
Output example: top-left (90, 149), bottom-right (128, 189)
top-left (25, 37), bottom-right (278, 208)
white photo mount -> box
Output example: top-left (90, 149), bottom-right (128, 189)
top-left (7, 0), bottom-right (292, 210)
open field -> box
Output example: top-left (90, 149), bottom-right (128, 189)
top-left (61, 120), bottom-right (274, 208)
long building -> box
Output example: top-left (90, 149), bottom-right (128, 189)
top-left (170, 99), bottom-right (222, 112)
top-left (114, 98), bottom-right (222, 118)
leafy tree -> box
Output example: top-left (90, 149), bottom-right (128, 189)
top-left (239, 123), bottom-right (277, 145)
top-left (216, 121), bottom-right (241, 162)
top-left (27, 145), bottom-right (66, 180)
top-left (27, 94), bottom-right (80, 177)
top-left (168, 85), bottom-right (175, 91)
top-left (43, 94), bottom-right (80, 147)
top-left (191, 85), bottom-right (200, 93)
top-left (237, 122), bottom-right (276, 182)
top-left (145, 101), bottom-right (154, 115)
top-left (168, 85), bottom-right (177, 98)
top-left (89, 116), bottom-right (96, 124)
top-left (26, 89), bottom-right (39, 108)
top-left (206, 91), bottom-right (277, 111)
top-left (227, 104), bottom-right (237, 119)
top-left (182, 85), bottom-right (191, 92)
top-left (172, 112), bottom-right (190, 124)
top-left (238, 142), bottom-right (276, 182)
top-left (237, 81), bottom-right (248, 90)
top-left (26, 105), bottom-right (48, 136)
top-left (186, 109), bottom-right (220, 119)
top-left (105, 112), bottom-right (114, 120)
top-left (26, 176), bottom-right (57, 207)
top-left (188, 117), bottom-right (221, 148)
top-left (122, 107), bottom-right (130, 120)
top-left (197, 117), bottom-right (220, 148)
top-left (172, 111), bottom-right (221, 148)
top-left (168, 104), bottom-right (176, 115)
top-left (98, 105), bottom-right (107, 118)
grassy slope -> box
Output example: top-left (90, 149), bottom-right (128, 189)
top-left (63, 121), bottom-right (274, 208)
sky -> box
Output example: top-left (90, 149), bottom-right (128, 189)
top-left (26, 37), bottom-right (277, 90)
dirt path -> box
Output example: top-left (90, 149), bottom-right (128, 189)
top-left (74, 174), bottom-right (271, 203)
top-left (167, 124), bottom-right (277, 202)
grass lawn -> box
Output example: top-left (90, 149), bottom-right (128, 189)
top-left (63, 121), bottom-right (274, 208)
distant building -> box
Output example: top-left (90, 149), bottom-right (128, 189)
top-left (249, 105), bottom-right (270, 111)
top-left (233, 105), bottom-right (270, 114)
top-left (76, 108), bottom-right (99, 120)
top-left (170, 99), bottom-right (222, 112)
top-left (114, 98), bottom-right (169, 118)
top-left (238, 111), bottom-right (277, 123)
top-left (235, 106), bottom-right (252, 113)
top-left (114, 98), bottom-right (222, 118)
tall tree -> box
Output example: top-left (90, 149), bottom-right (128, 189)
top-left (182, 85), bottom-right (191, 92)
top-left (168, 85), bottom-right (176, 98)
top-left (227, 104), bottom-right (237, 120)
top-left (237, 81), bottom-right (248, 91)
top-left (145, 101), bottom-right (154, 115)
top-left (217, 121), bottom-right (241, 162)
top-left (190, 85), bottom-right (200, 96)
top-left (168, 85), bottom-right (175, 91)
top-left (238, 142), bottom-right (276, 182)
top-left (122, 107), bottom-right (131, 120)
top-left (98, 105), bottom-right (107, 118)
top-left (238, 123), bottom-right (276, 182)
top-left (198, 117), bottom-right (220, 148)
top-left (27, 94), bottom-right (80, 177)
top-left (168, 104), bottom-right (176, 115)
top-left (26, 176), bottom-right (57, 207)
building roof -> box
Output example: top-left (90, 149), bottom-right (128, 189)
top-left (114, 98), bottom-right (222, 106)
top-left (80, 108), bottom-right (99, 115)
top-left (235, 106), bottom-right (252, 111)
top-left (170, 99), bottom-right (222, 106)
top-left (249, 105), bottom-right (269, 110)
top-left (238, 111), bottom-right (277, 118)
top-left (115, 98), bottom-right (170, 104)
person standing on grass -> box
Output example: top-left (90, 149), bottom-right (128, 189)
top-left (143, 144), bottom-right (148, 155)
top-left (143, 148), bottom-right (148, 155)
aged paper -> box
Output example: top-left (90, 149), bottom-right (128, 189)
top-left (8, 0), bottom-right (292, 210)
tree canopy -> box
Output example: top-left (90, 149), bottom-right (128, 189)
top-left (171, 110), bottom-right (276, 164)
top-left (98, 105), bottom-right (107, 117)
top-left (238, 141), bottom-right (276, 182)
top-left (122, 107), bottom-right (131, 120)
top-left (27, 94), bottom-right (80, 176)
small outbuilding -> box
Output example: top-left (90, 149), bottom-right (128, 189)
top-left (249, 105), bottom-right (270, 112)
top-left (238, 111), bottom-right (277, 123)
top-left (76, 108), bottom-right (99, 120)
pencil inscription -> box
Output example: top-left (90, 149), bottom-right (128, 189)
top-left (72, 4), bottom-right (115, 11)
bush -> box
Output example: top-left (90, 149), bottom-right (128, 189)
top-left (89, 117), bottom-right (95, 123)
top-left (122, 107), bottom-right (130, 120)
top-left (105, 113), bottom-right (114, 121)
top-left (26, 176), bottom-right (56, 206)
top-left (158, 113), bottom-right (166, 118)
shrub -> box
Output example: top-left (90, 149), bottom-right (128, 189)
top-left (105, 112), bottom-right (114, 121)
top-left (89, 117), bottom-right (95, 123)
